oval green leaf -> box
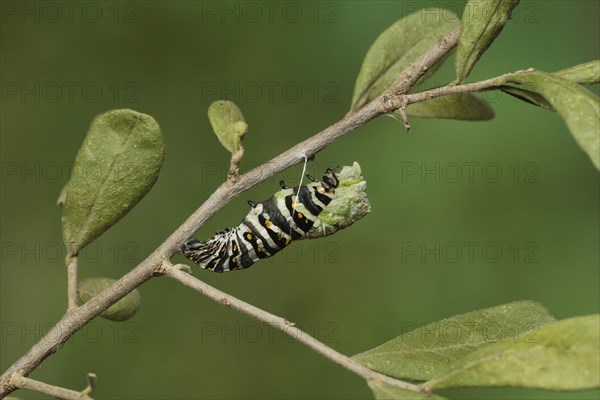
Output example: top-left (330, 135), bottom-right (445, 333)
top-left (403, 93), bottom-right (495, 120)
top-left (555, 60), bottom-right (600, 85)
top-left (351, 8), bottom-right (460, 111)
top-left (425, 315), bottom-right (600, 391)
top-left (501, 70), bottom-right (600, 170)
top-left (78, 278), bottom-right (141, 321)
top-left (62, 109), bottom-right (165, 258)
top-left (208, 100), bottom-right (247, 153)
top-left (455, 0), bottom-right (520, 83)
top-left (369, 381), bottom-right (446, 400)
top-left (353, 301), bottom-right (555, 381)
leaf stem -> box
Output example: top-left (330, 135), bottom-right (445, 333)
top-left (227, 145), bottom-right (245, 184)
top-left (405, 76), bottom-right (503, 105)
top-left (67, 255), bottom-right (79, 311)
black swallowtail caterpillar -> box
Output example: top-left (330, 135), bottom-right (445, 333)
top-left (180, 162), bottom-right (371, 272)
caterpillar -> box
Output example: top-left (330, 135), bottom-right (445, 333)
top-left (181, 162), bottom-right (370, 272)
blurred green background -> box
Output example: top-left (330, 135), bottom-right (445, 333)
top-left (1, 1), bottom-right (598, 399)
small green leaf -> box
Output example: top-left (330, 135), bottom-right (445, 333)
top-left (208, 100), bottom-right (247, 153)
top-left (455, 0), bottom-right (520, 83)
top-left (369, 381), bottom-right (446, 400)
top-left (78, 278), bottom-right (141, 321)
top-left (426, 315), bottom-right (600, 390)
top-left (403, 93), bottom-right (495, 120)
top-left (500, 70), bottom-right (600, 170)
top-left (353, 301), bottom-right (555, 381)
top-left (496, 85), bottom-right (555, 111)
top-left (555, 60), bottom-right (600, 85)
top-left (62, 109), bottom-right (164, 258)
top-left (351, 8), bottom-right (460, 111)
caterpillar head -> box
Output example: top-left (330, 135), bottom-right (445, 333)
top-left (322, 168), bottom-right (339, 190)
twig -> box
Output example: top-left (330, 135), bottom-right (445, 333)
top-left (227, 145), bottom-right (245, 184)
top-left (163, 262), bottom-right (422, 392)
top-left (405, 76), bottom-right (504, 105)
top-left (0, 27), bottom-right (461, 398)
top-left (397, 96), bottom-right (411, 132)
top-left (7, 373), bottom-right (92, 400)
top-left (67, 255), bottom-right (79, 311)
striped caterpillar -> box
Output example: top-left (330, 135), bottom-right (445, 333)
top-left (180, 162), bottom-right (370, 272)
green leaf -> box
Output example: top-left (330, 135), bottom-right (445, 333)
top-left (353, 301), bottom-right (555, 381)
top-left (208, 100), bottom-right (248, 153)
top-left (496, 85), bottom-right (555, 111)
top-left (555, 60), bottom-right (600, 85)
top-left (426, 315), bottom-right (600, 390)
top-left (403, 93), bottom-right (495, 120)
top-left (368, 381), bottom-right (446, 400)
top-left (62, 109), bottom-right (164, 258)
top-left (455, 0), bottom-right (520, 83)
top-left (500, 70), bottom-right (600, 170)
top-left (78, 278), bottom-right (141, 321)
top-left (350, 8), bottom-right (460, 111)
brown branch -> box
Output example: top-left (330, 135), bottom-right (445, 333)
top-left (227, 145), bottom-right (245, 184)
top-left (67, 255), bottom-right (79, 311)
top-left (163, 262), bottom-right (421, 392)
top-left (0, 27), bottom-right (461, 398)
top-left (7, 373), bottom-right (92, 400)
top-left (405, 76), bottom-right (503, 105)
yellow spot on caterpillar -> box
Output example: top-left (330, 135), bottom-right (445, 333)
top-left (245, 233), bottom-right (253, 240)
top-left (233, 244), bottom-right (237, 251)
top-left (284, 239), bottom-right (291, 245)
top-left (257, 248), bottom-right (263, 253)
top-left (232, 257), bottom-right (237, 263)
top-left (265, 220), bottom-right (272, 228)
top-left (297, 212), bottom-right (303, 219)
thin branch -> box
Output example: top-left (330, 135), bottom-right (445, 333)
top-left (7, 373), bottom-right (92, 400)
top-left (0, 27), bottom-right (461, 398)
top-left (405, 76), bottom-right (504, 105)
top-left (162, 262), bottom-right (422, 392)
top-left (227, 145), bottom-right (245, 184)
top-left (67, 255), bottom-right (79, 311)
